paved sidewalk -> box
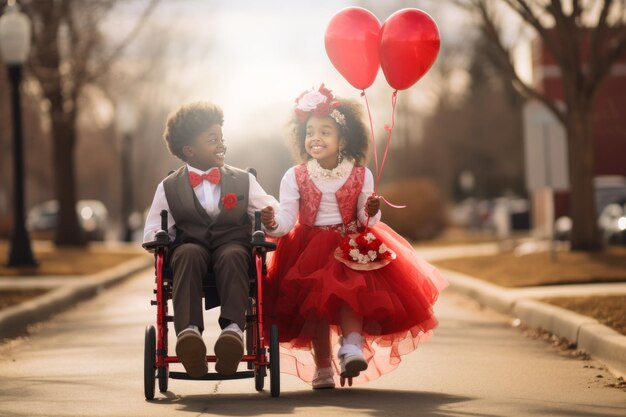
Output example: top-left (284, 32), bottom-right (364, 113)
top-left (0, 250), bottom-right (152, 339)
top-left (1, 270), bottom-right (624, 417)
top-left (416, 243), bottom-right (626, 378)
top-left (2, 240), bottom-right (624, 382)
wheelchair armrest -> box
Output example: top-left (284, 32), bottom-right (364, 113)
top-left (141, 230), bottom-right (171, 253)
top-left (251, 230), bottom-right (277, 252)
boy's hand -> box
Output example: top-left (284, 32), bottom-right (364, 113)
top-left (261, 206), bottom-right (277, 230)
top-left (366, 195), bottom-right (381, 217)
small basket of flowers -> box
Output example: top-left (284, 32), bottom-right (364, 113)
top-left (334, 231), bottom-right (396, 271)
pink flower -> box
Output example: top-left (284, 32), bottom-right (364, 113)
top-left (293, 84), bottom-right (340, 123)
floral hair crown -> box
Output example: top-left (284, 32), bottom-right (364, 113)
top-left (294, 84), bottom-right (346, 127)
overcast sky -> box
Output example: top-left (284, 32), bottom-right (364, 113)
top-left (113, 0), bottom-right (469, 141)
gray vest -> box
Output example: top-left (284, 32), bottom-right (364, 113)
top-left (163, 165), bottom-right (251, 252)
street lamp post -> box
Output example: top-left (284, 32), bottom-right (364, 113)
top-left (115, 100), bottom-right (138, 242)
top-left (0, 1), bottom-right (37, 267)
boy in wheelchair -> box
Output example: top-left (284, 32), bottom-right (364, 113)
top-left (143, 101), bottom-right (278, 377)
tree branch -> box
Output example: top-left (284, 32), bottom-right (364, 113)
top-left (590, 27), bottom-right (626, 94)
top-left (587, 0), bottom-right (617, 96)
top-left (501, 0), bottom-right (566, 68)
top-left (85, 0), bottom-right (159, 83)
top-left (571, 0), bottom-right (583, 24)
top-left (475, 0), bottom-right (567, 125)
top-left (547, 0), bottom-right (584, 104)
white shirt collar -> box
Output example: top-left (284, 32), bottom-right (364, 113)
top-left (187, 164), bottom-right (220, 175)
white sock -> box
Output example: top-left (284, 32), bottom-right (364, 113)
top-left (223, 323), bottom-right (243, 337)
top-left (177, 325), bottom-right (200, 337)
top-left (338, 332), bottom-right (364, 358)
top-left (344, 332), bottom-right (363, 347)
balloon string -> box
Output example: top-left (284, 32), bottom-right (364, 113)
top-left (361, 90), bottom-right (404, 233)
top-left (361, 90), bottom-right (379, 186)
top-left (375, 90), bottom-right (398, 191)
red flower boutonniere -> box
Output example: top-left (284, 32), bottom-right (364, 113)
top-left (222, 193), bottom-right (238, 209)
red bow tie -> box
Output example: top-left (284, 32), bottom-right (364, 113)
top-left (188, 169), bottom-right (221, 187)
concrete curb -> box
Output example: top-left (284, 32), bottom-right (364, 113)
top-left (443, 270), bottom-right (517, 314)
top-left (578, 324), bottom-right (626, 378)
top-left (442, 268), bottom-right (626, 378)
top-left (0, 255), bottom-right (152, 339)
top-left (513, 299), bottom-right (598, 343)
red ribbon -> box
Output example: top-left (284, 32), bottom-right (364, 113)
top-left (376, 91), bottom-right (398, 192)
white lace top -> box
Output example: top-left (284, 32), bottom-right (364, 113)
top-left (268, 159), bottom-right (381, 237)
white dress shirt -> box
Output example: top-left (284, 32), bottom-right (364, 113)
top-left (269, 163), bottom-right (381, 237)
top-left (143, 164), bottom-right (279, 243)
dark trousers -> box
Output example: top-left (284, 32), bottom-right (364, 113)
top-left (169, 242), bottom-right (250, 335)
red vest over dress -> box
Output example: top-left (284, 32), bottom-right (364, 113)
top-left (294, 163), bottom-right (365, 226)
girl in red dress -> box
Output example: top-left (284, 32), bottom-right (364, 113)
top-left (261, 85), bottom-right (447, 389)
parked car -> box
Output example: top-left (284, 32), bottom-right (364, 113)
top-left (598, 199), bottom-right (626, 245)
top-left (554, 216), bottom-right (572, 241)
top-left (27, 199), bottom-right (108, 241)
top-left (554, 199), bottom-right (626, 246)
top-left (451, 196), bottom-right (530, 236)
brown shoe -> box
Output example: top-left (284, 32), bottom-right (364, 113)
top-left (176, 329), bottom-right (208, 377)
top-left (214, 330), bottom-right (244, 375)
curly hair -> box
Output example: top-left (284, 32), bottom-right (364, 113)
top-left (163, 101), bottom-right (224, 161)
top-left (288, 97), bottom-right (369, 165)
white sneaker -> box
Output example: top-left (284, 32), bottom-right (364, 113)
top-left (339, 352), bottom-right (368, 378)
top-left (338, 334), bottom-right (368, 378)
top-left (312, 367), bottom-right (335, 389)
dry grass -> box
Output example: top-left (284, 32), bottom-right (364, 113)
top-left (411, 227), bottom-right (528, 247)
top-left (0, 242), bottom-right (141, 276)
top-left (542, 296), bottom-right (626, 336)
top-left (435, 246), bottom-right (626, 336)
top-left (433, 246), bottom-right (626, 287)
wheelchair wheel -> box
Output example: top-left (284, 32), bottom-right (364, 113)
top-left (269, 325), bottom-right (280, 398)
top-left (144, 325), bottom-right (156, 400)
top-left (255, 364), bottom-right (266, 391)
top-left (246, 302), bottom-right (255, 371)
top-left (158, 365), bottom-right (168, 393)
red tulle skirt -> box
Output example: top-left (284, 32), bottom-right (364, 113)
top-left (263, 222), bottom-right (448, 385)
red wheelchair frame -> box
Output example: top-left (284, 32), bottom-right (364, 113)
top-left (142, 210), bottom-right (280, 399)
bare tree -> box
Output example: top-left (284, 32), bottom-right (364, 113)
top-left (20, 0), bottom-right (158, 246)
top-left (417, 32), bottom-right (527, 203)
top-left (455, 0), bottom-right (626, 251)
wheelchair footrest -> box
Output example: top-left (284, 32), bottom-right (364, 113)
top-left (169, 371), bottom-right (255, 381)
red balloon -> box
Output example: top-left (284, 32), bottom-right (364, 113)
top-left (325, 7), bottom-right (381, 90)
top-left (380, 9), bottom-right (440, 90)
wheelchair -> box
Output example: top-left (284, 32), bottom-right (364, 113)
top-left (142, 209), bottom-right (280, 399)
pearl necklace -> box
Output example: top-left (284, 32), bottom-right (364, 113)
top-left (307, 158), bottom-right (353, 180)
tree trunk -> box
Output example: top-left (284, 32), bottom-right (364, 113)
top-left (50, 108), bottom-right (85, 246)
top-left (30, 2), bottom-right (85, 247)
top-left (566, 109), bottom-right (601, 251)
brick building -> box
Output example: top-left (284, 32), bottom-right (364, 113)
top-left (527, 30), bottom-right (626, 233)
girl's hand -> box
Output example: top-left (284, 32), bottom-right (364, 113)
top-left (261, 206), bottom-right (277, 230)
top-left (366, 196), bottom-right (381, 217)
